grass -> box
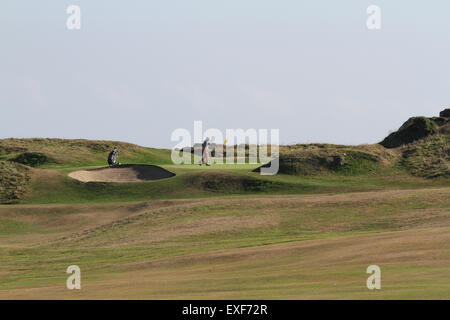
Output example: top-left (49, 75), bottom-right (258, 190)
top-left (0, 220), bottom-right (38, 236)
top-left (1, 137), bottom-right (448, 205)
top-left (260, 143), bottom-right (397, 176)
top-left (0, 161), bottom-right (29, 204)
top-left (18, 163), bottom-right (449, 205)
top-left (0, 137), bottom-right (449, 299)
top-left (0, 138), bottom-right (172, 169)
top-left (399, 134), bottom-right (450, 178)
top-left (0, 188), bottom-right (449, 298)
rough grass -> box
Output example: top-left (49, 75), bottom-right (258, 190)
top-left (0, 161), bottom-right (30, 204)
top-left (0, 138), bottom-right (172, 168)
top-left (256, 144), bottom-right (397, 176)
top-left (399, 135), bottom-right (450, 178)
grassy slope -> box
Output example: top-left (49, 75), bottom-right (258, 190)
top-left (0, 138), bottom-right (172, 169)
top-left (0, 188), bottom-right (449, 298)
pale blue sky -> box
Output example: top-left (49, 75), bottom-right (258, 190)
top-left (1, 1), bottom-right (449, 147)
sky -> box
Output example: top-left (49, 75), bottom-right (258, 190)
top-left (1, 1), bottom-right (449, 148)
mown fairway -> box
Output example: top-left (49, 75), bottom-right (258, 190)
top-left (1, 187), bottom-right (449, 299)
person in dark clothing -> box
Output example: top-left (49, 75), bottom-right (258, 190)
top-left (108, 146), bottom-right (119, 166)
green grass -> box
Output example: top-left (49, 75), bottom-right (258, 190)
top-left (334, 151), bottom-right (379, 175)
top-left (0, 137), bottom-right (449, 298)
top-left (1, 137), bottom-right (448, 205)
top-left (20, 163), bottom-right (450, 205)
top-left (0, 220), bottom-right (38, 236)
top-left (0, 187), bottom-right (449, 298)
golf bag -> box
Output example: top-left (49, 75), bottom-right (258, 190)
top-left (108, 150), bottom-right (119, 166)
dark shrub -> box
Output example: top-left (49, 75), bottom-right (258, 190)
top-left (12, 152), bottom-right (49, 167)
top-left (380, 117), bottom-right (437, 148)
top-left (440, 108), bottom-right (450, 118)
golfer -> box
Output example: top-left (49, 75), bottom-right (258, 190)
top-left (199, 137), bottom-right (211, 166)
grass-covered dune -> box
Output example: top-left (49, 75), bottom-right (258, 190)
top-left (258, 144), bottom-right (398, 176)
top-left (0, 138), bottom-right (171, 169)
top-left (259, 109), bottom-right (450, 179)
top-left (0, 138), bottom-right (172, 204)
top-left (262, 132), bottom-right (449, 179)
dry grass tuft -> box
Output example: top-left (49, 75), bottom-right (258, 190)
top-left (0, 161), bottom-right (30, 204)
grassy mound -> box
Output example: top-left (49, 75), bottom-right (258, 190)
top-left (0, 161), bottom-right (30, 204)
top-left (380, 117), bottom-right (438, 148)
top-left (255, 144), bottom-right (395, 176)
top-left (186, 171), bottom-right (283, 193)
top-left (400, 135), bottom-right (450, 178)
top-left (0, 138), bottom-right (171, 168)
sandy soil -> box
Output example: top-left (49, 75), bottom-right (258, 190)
top-left (68, 164), bottom-right (175, 183)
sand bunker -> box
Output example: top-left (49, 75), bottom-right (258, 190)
top-left (69, 164), bottom-right (175, 183)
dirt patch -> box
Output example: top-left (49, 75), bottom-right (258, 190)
top-left (68, 164), bottom-right (175, 183)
